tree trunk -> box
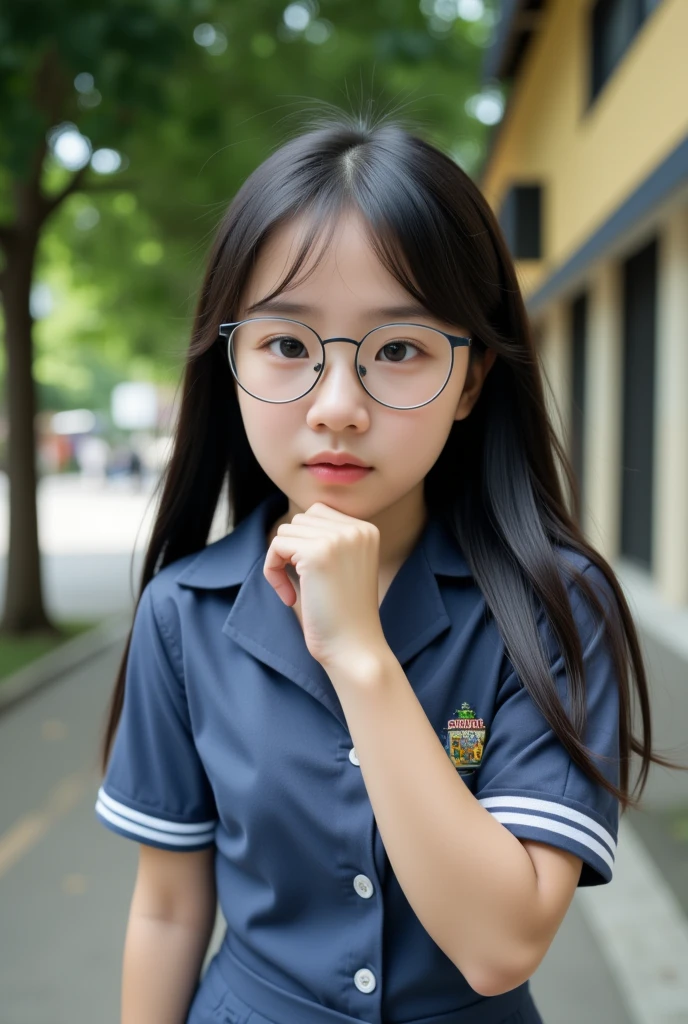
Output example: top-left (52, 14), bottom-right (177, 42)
top-left (0, 228), bottom-right (59, 636)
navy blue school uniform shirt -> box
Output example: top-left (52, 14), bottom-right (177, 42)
top-left (95, 490), bottom-right (620, 1024)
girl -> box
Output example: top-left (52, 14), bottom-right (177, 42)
top-left (95, 108), bottom-right (682, 1024)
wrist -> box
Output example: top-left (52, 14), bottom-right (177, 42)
top-left (321, 642), bottom-right (395, 688)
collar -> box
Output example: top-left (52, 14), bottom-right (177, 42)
top-left (173, 491), bottom-right (473, 728)
top-left (173, 490), bottom-right (472, 591)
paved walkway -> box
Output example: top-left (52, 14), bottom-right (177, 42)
top-left (0, 471), bottom-right (154, 619)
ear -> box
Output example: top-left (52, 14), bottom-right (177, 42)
top-left (454, 348), bottom-right (497, 422)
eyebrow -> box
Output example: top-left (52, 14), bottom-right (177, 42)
top-left (244, 298), bottom-right (432, 320)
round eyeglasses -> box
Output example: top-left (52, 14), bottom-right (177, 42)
top-left (218, 317), bottom-right (472, 410)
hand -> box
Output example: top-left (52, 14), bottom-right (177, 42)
top-left (263, 502), bottom-right (388, 668)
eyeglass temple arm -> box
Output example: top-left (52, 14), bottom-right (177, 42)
top-left (218, 323), bottom-right (240, 338)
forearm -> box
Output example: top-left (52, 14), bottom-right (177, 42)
top-left (121, 901), bottom-right (216, 1024)
top-left (326, 648), bottom-right (549, 995)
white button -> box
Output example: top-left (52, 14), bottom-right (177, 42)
top-left (353, 874), bottom-right (374, 898)
top-left (349, 747), bottom-right (360, 766)
top-left (354, 968), bottom-right (376, 993)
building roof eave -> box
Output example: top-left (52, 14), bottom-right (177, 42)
top-left (479, 1), bottom-right (546, 186)
top-left (482, 0), bottom-right (545, 84)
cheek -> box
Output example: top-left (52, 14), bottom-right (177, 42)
top-left (381, 410), bottom-right (454, 475)
top-left (237, 398), bottom-right (299, 460)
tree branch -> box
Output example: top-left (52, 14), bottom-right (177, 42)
top-left (37, 172), bottom-right (140, 225)
top-left (39, 164), bottom-right (91, 223)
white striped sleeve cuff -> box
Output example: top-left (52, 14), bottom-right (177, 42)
top-left (95, 786), bottom-right (218, 850)
top-left (478, 794), bottom-right (616, 882)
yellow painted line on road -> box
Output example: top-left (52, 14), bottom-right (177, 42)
top-left (0, 772), bottom-right (89, 878)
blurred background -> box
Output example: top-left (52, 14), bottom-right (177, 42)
top-left (0, 1), bottom-right (687, 1021)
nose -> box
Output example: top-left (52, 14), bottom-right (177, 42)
top-left (305, 337), bottom-right (370, 419)
top-left (313, 337), bottom-right (365, 395)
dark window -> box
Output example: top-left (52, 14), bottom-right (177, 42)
top-left (499, 185), bottom-right (542, 259)
top-left (570, 293), bottom-right (588, 522)
top-left (590, 0), bottom-right (663, 101)
top-left (620, 238), bottom-right (657, 572)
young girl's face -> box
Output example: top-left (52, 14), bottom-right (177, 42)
top-left (233, 207), bottom-right (494, 529)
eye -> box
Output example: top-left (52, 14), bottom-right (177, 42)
top-left (260, 335), bottom-right (309, 358)
top-left (375, 339), bottom-right (424, 363)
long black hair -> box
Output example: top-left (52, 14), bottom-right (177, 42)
top-left (99, 106), bottom-right (685, 808)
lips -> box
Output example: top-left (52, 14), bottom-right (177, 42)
top-left (305, 453), bottom-right (372, 468)
top-left (306, 463), bottom-right (373, 483)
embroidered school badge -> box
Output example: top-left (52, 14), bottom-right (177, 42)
top-left (440, 702), bottom-right (486, 775)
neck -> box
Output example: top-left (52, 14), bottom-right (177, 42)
top-left (367, 486), bottom-right (428, 572)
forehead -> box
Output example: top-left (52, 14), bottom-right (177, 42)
top-left (239, 207), bottom-right (417, 311)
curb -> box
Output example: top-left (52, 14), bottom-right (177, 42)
top-left (0, 610), bottom-right (133, 717)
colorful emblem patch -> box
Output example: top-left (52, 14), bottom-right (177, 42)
top-left (440, 702), bottom-right (486, 775)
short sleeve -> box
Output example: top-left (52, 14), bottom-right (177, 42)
top-left (474, 563), bottom-right (620, 886)
top-left (94, 581), bottom-right (218, 851)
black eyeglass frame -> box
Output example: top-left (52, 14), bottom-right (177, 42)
top-left (218, 317), bottom-right (472, 411)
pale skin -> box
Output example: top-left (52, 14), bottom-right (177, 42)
top-left (122, 208), bottom-right (582, 1022)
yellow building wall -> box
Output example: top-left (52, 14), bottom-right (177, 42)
top-left (481, 0), bottom-right (688, 295)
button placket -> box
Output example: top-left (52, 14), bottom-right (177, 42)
top-left (346, 742), bottom-right (378, 1000)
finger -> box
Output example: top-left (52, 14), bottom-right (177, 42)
top-left (289, 511), bottom-right (365, 533)
top-left (264, 537), bottom-right (299, 605)
top-left (289, 510), bottom-right (341, 527)
top-left (277, 522), bottom-right (340, 537)
top-left (263, 536), bottom-right (321, 605)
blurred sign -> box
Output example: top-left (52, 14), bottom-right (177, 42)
top-left (51, 409), bottom-right (97, 434)
top-left (111, 382), bottom-right (158, 430)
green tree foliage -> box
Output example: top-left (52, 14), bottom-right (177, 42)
top-left (2, 0), bottom-right (495, 384)
top-left (0, 0), bottom-right (496, 632)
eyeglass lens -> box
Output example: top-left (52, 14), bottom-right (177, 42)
top-left (229, 318), bottom-right (452, 409)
